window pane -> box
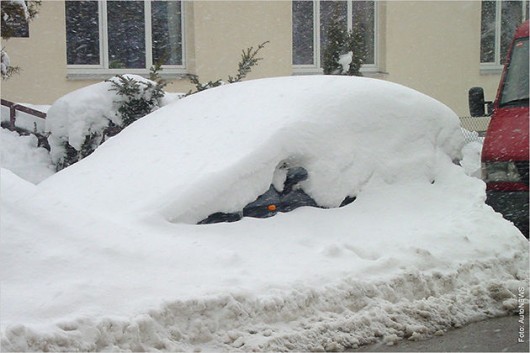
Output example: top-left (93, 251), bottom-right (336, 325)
top-left (107, 1), bottom-right (145, 69)
top-left (352, 1), bottom-right (375, 65)
top-left (1, 1), bottom-right (29, 38)
top-left (152, 1), bottom-right (183, 66)
top-left (480, 0), bottom-right (496, 63)
top-left (320, 0), bottom-right (348, 65)
top-left (292, 0), bottom-right (314, 65)
top-left (501, 1), bottom-right (523, 64)
top-left (66, 1), bottom-right (100, 65)
top-left (500, 38), bottom-right (529, 106)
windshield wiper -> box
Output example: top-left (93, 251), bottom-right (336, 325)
top-left (500, 97), bottom-right (529, 107)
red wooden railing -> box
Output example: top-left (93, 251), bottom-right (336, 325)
top-left (1, 98), bottom-right (47, 130)
top-left (1, 98), bottom-right (50, 149)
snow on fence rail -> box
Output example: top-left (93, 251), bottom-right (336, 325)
top-left (1, 98), bottom-right (47, 130)
top-left (1, 99), bottom-right (49, 149)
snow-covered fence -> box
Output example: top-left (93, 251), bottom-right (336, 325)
top-left (1, 98), bottom-right (49, 149)
top-left (1, 98), bottom-right (46, 129)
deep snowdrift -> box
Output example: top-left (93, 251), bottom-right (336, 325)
top-left (1, 76), bottom-right (528, 352)
top-left (38, 76), bottom-right (463, 224)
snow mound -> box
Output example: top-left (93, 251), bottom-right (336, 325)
top-left (39, 76), bottom-right (464, 223)
top-left (2, 169), bottom-right (528, 351)
top-left (0, 129), bottom-right (54, 184)
top-left (0, 168), bottom-right (37, 201)
top-left (3, 264), bottom-right (527, 352)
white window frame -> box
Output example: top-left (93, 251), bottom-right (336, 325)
top-left (67, 0), bottom-right (186, 80)
top-left (292, 0), bottom-right (379, 75)
top-left (480, 0), bottom-right (528, 73)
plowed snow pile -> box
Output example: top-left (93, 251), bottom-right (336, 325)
top-left (1, 76), bottom-right (528, 352)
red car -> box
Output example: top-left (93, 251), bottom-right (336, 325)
top-left (469, 20), bottom-right (529, 237)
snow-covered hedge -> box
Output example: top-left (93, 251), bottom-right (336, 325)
top-left (46, 74), bottom-right (168, 170)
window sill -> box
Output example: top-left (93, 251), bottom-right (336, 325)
top-left (292, 66), bottom-right (388, 78)
top-left (480, 64), bottom-right (503, 75)
top-left (66, 68), bottom-right (189, 81)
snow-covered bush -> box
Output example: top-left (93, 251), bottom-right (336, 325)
top-left (46, 74), bottom-right (166, 171)
top-left (1, 49), bottom-right (18, 79)
top-left (107, 74), bottom-right (166, 127)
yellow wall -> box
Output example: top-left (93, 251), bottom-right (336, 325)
top-left (1, 0), bottom-right (504, 117)
top-left (2, 0), bottom-right (70, 104)
top-left (384, 1), bottom-right (501, 116)
top-left (190, 1), bottom-right (292, 83)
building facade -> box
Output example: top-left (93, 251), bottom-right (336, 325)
top-left (1, 0), bottom-right (528, 117)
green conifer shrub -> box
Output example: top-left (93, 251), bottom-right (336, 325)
top-left (322, 5), bottom-right (366, 77)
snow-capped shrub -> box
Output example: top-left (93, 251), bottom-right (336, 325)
top-left (46, 74), bottom-right (166, 171)
top-left (1, 49), bottom-right (16, 79)
top-left (108, 74), bottom-right (166, 127)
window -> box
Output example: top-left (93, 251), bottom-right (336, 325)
top-left (480, 0), bottom-right (528, 68)
top-left (500, 38), bottom-right (529, 106)
top-left (1, 1), bottom-right (29, 38)
top-left (292, 0), bottom-right (377, 74)
top-left (66, 0), bottom-right (184, 76)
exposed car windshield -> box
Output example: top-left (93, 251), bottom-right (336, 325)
top-left (500, 37), bottom-right (529, 107)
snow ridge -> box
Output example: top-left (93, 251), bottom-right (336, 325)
top-left (2, 255), bottom-right (527, 352)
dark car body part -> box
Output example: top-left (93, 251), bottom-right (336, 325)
top-left (487, 190), bottom-right (529, 237)
top-left (198, 166), bottom-right (356, 224)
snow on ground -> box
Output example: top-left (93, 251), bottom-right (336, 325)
top-left (1, 76), bottom-right (528, 352)
top-left (0, 129), bottom-right (54, 184)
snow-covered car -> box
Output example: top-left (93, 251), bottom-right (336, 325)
top-left (38, 75), bottom-right (465, 225)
